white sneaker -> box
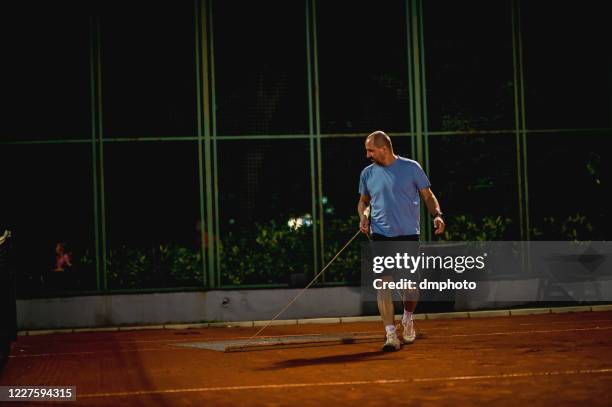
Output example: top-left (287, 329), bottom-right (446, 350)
top-left (400, 320), bottom-right (416, 344)
top-left (382, 331), bottom-right (401, 352)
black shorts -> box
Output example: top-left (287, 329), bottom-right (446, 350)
top-left (371, 234), bottom-right (419, 242)
top-left (369, 234), bottom-right (420, 279)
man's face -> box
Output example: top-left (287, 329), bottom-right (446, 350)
top-left (365, 138), bottom-right (386, 165)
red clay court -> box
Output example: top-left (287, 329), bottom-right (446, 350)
top-left (1, 309), bottom-right (612, 406)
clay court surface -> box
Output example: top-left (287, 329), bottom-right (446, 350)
top-left (2, 311), bottom-right (612, 406)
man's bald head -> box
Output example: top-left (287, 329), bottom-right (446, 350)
top-left (365, 130), bottom-right (396, 166)
top-left (366, 130), bottom-right (393, 151)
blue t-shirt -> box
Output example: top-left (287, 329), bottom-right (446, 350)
top-left (359, 156), bottom-right (431, 237)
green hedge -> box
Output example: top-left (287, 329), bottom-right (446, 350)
top-left (24, 213), bottom-right (597, 294)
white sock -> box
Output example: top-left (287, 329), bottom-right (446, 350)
top-left (402, 311), bottom-right (413, 325)
top-left (385, 325), bottom-right (396, 336)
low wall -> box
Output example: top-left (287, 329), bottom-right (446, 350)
top-left (17, 277), bottom-right (587, 330)
top-left (17, 287), bottom-right (363, 330)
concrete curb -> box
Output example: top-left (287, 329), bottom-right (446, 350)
top-left (509, 308), bottom-right (551, 316)
top-left (550, 306), bottom-right (591, 314)
top-left (340, 316), bottom-right (380, 323)
top-left (119, 325), bottom-right (166, 331)
top-left (468, 310), bottom-right (510, 318)
top-left (298, 317), bottom-right (342, 325)
top-left (17, 305), bottom-right (612, 336)
top-left (163, 323), bottom-right (209, 330)
top-left (253, 320), bottom-right (298, 327)
top-left (425, 312), bottom-right (469, 320)
top-left (209, 321), bottom-right (253, 328)
top-left (73, 327), bottom-right (118, 333)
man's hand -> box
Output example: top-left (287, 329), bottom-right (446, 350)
top-left (360, 217), bottom-right (370, 234)
top-left (433, 216), bottom-right (445, 235)
top-left (357, 195), bottom-right (371, 235)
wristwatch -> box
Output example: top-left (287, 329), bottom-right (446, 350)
top-left (433, 211), bottom-right (443, 219)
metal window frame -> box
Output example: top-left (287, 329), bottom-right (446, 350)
top-left (4, 0), bottom-right (612, 297)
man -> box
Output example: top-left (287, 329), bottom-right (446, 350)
top-left (358, 130), bottom-right (445, 351)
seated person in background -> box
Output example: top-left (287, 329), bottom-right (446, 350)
top-left (53, 242), bottom-right (72, 272)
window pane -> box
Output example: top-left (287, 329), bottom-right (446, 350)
top-left (217, 140), bottom-right (313, 285)
top-left (4, 3), bottom-right (91, 141)
top-left (522, 3), bottom-right (612, 129)
top-left (213, 0), bottom-right (308, 135)
top-left (528, 132), bottom-right (612, 240)
top-left (321, 136), bottom-right (413, 282)
top-left (0, 144), bottom-right (96, 296)
top-left (317, 1), bottom-right (410, 133)
top-left (101, 2), bottom-right (197, 138)
top-left (103, 142), bottom-right (202, 289)
top-left (429, 134), bottom-right (520, 240)
top-left (424, 0), bottom-right (514, 131)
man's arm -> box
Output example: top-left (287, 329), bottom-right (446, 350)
top-left (358, 194), bottom-right (371, 234)
top-left (419, 187), bottom-right (445, 235)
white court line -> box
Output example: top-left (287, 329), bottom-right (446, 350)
top-left (9, 332), bottom-right (383, 358)
top-left (20, 316), bottom-right (612, 348)
top-left (78, 368), bottom-right (612, 399)
top-left (16, 331), bottom-right (381, 346)
top-left (14, 330), bottom-right (387, 349)
top-left (444, 325), bottom-right (612, 338)
top-left (23, 318), bottom-right (612, 347)
top-left (10, 326), bottom-right (612, 358)
top-left (518, 319), bottom-right (611, 326)
top-left (9, 347), bottom-right (180, 358)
